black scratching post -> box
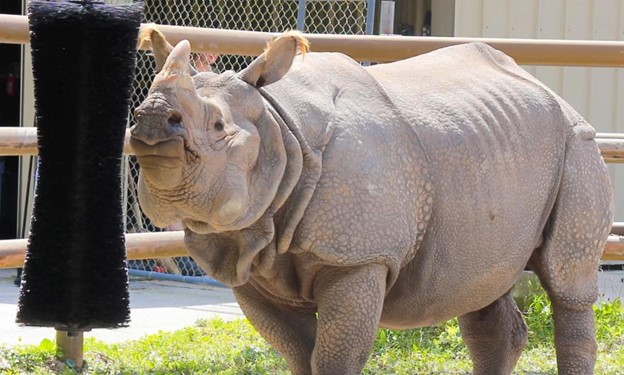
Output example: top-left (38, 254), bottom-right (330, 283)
top-left (16, 0), bottom-right (143, 368)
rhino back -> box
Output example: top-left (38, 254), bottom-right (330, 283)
top-left (368, 43), bottom-right (570, 324)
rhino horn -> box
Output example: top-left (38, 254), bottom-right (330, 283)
top-left (160, 40), bottom-right (192, 77)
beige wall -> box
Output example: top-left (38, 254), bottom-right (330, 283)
top-left (455, 0), bottom-right (624, 220)
top-left (432, 0), bottom-right (455, 36)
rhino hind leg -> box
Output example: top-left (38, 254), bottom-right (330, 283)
top-left (458, 290), bottom-right (528, 375)
top-left (529, 134), bottom-right (612, 374)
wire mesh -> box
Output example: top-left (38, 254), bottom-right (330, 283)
top-left (108, 0), bottom-right (371, 279)
top-left (305, 0), bottom-right (368, 34)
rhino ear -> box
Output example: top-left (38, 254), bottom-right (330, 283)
top-left (239, 31), bottom-right (309, 88)
top-left (139, 26), bottom-right (175, 72)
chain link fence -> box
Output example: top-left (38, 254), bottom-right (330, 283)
top-left (107, 0), bottom-right (373, 279)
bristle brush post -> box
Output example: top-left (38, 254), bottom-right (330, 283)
top-left (17, 1), bottom-right (143, 369)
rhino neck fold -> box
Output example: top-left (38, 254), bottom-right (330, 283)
top-left (260, 89), bottom-right (334, 255)
top-left (182, 95), bottom-right (331, 287)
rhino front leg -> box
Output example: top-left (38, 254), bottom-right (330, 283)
top-left (311, 263), bottom-right (388, 375)
top-left (458, 290), bottom-right (528, 375)
top-left (233, 283), bottom-right (317, 375)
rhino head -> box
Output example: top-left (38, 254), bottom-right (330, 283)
top-left (130, 30), bottom-right (308, 238)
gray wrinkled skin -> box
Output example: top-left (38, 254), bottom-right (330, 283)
top-left (130, 31), bottom-right (613, 375)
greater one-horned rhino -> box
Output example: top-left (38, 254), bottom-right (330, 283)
top-left (130, 29), bottom-right (613, 375)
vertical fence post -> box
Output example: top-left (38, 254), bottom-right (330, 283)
top-left (361, 0), bottom-right (377, 66)
top-left (380, 1), bottom-right (395, 35)
top-left (297, 0), bottom-right (306, 31)
top-left (365, 0), bottom-right (376, 35)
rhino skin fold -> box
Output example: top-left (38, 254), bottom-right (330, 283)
top-left (16, 1), bottom-right (143, 331)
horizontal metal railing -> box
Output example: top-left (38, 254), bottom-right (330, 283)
top-left (0, 127), bottom-right (622, 162)
top-left (2, 14), bottom-right (624, 66)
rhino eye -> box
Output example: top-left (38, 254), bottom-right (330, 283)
top-left (214, 121), bottom-right (224, 132)
top-left (169, 112), bottom-right (182, 125)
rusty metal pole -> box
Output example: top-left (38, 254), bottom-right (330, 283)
top-left (56, 330), bottom-right (84, 370)
top-left (2, 14), bottom-right (624, 67)
top-left (0, 231), bottom-right (622, 267)
top-left (0, 126), bottom-right (622, 161)
top-left (0, 231), bottom-right (188, 269)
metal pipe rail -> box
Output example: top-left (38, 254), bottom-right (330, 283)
top-left (1, 127), bottom-right (622, 162)
top-left (596, 133), bottom-right (624, 163)
top-left (1, 14), bottom-right (624, 66)
top-left (0, 231), bottom-right (187, 269)
top-left (0, 232), bottom-right (622, 268)
top-left (0, 127), bottom-right (134, 156)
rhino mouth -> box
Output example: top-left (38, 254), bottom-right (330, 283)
top-left (182, 216), bottom-right (240, 234)
top-left (131, 136), bottom-right (185, 168)
top-left (183, 218), bottom-right (217, 234)
top-left (131, 136), bottom-right (187, 190)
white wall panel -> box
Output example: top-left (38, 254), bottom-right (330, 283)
top-left (509, 0), bottom-right (537, 38)
top-left (561, 1), bottom-right (592, 117)
top-left (534, 0), bottom-right (566, 93)
top-left (482, 0), bottom-right (511, 37)
top-left (454, 0), bottom-right (624, 220)
top-left (453, 0), bottom-right (483, 37)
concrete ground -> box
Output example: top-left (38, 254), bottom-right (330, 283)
top-left (597, 269), bottom-right (624, 301)
top-left (0, 269), bottom-right (243, 345)
top-left (1, 268), bottom-right (623, 346)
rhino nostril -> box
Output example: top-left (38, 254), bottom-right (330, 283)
top-left (130, 111), bottom-right (185, 145)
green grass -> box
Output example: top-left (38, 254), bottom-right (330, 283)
top-left (1, 284), bottom-right (623, 374)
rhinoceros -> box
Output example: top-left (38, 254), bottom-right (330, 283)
top-left (130, 29), bottom-right (613, 375)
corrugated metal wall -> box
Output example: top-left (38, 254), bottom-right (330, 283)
top-left (455, 0), bottom-right (624, 220)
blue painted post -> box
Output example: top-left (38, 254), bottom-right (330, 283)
top-left (297, 0), bottom-right (306, 31)
top-left (365, 0), bottom-right (376, 35)
top-left (362, 0), bottom-right (376, 66)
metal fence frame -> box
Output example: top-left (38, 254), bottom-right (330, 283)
top-left (1, 13), bottom-right (624, 278)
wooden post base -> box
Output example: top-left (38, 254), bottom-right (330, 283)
top-left (56, 330), bottom-right (84, 370)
